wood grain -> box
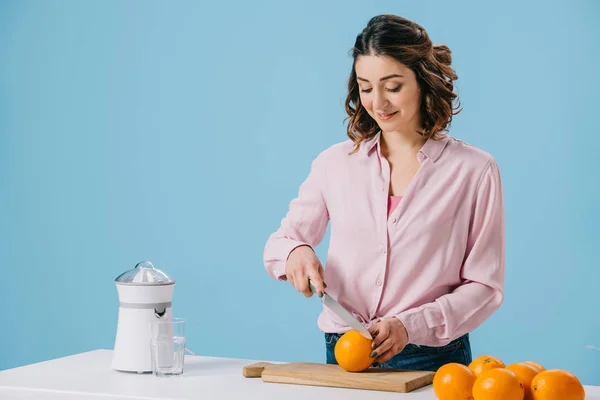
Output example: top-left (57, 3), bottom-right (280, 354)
top-left (243, 362), bottom-right (434, 393)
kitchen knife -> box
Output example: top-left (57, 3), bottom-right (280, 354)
top-left (308, 279), bottom-right (372, 339)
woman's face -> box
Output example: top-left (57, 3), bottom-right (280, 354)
top-left (354, 54), bottom-right (422, 134)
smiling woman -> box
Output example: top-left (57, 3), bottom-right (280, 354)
top-left (263, 13), bottom-right (505, 372)
top-left (345, 14), bottom-right (460, 154)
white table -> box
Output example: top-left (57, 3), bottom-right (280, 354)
top-left (0, 350), bottom-right (599, 400)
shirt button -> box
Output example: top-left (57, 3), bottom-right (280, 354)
top-left (391, 217), bottom-right (397, 223)
top-left (376, 280), bottom-right (382, 286)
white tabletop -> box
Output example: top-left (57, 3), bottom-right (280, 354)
top-left (0, 350), bottom-right (599, 400)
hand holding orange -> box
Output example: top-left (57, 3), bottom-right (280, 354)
top-left (334, 330), bottom-right (375, 372)
top-left (333, 334), bottom-right (586, 400)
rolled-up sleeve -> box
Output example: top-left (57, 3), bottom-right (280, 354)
top-left (263, 151), bottom-right (330, 281)
top-left (395, 157), bottom-right (505, 346)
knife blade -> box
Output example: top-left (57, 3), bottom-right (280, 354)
top-left (308, 279), bottom-right (372, 339)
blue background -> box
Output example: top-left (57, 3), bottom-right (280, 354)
top-left (1, 0), bottom-right (599, 387)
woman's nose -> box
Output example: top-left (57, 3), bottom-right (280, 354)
top-left (372, 90), bottom-right (389, 110)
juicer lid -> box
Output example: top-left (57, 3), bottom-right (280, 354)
top-left (114, 260), bottom-right (175, 286)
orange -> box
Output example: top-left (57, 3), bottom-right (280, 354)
top-left (468, 355), bottom-right (506, 377)
top-left (506, 362), bottom-right (541, 400)
top-left (472, 368), bottom-right (524, 400)
top-left (531, 369), bottom-right (585, 400)
top-left (433, 362), bottom-right (477, 400)
top-left (334, 330), bottom-right (374, 372)
top-left (524, 361), bottom-right (546, 372)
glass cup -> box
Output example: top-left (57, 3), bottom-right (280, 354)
top-left (150, 318), bottom-right (186, 376)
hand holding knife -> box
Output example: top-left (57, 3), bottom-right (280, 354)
top-left (308, 279), bottom-right (372, 339)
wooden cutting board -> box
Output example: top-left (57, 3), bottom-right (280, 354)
top-left (243, 362), bottom-right (434, 393)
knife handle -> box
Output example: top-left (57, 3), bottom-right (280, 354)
top-left (308, 279), bottom-right (326, 294)
top-left (308, 279), bottom-right (316, 293)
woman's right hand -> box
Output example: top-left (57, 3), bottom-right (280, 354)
top-left (285, 245), bottom-right (326, 298)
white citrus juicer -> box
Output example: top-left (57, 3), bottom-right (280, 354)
top-left (112, 260), bottom-right (175, 373)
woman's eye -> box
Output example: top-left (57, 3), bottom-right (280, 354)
top-left (359, 86), bottom-right (401, 93)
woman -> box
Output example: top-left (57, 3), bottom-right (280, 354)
top-left (263, 14), bottom-right (505, 371)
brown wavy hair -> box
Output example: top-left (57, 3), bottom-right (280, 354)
top-left (345, 14), bottom-right (461, 153)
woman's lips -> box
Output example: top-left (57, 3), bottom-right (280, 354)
top-left (376, 111), bottom-right (397, 121)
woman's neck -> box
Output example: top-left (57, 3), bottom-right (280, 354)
top-left (380, 129), bottom-right (427, 158)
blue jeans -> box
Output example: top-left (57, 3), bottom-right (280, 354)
top-left (325, 332), bottom-right (472, 371)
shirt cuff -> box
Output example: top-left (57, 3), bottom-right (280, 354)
top-left (273, 240), bottom-right (312, 281)
top-left (394, 308), bottom-right (428, 345)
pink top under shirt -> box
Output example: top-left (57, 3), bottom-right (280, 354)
top-left (263, 132), bottom-right (505, 347)
top-left (388, 196), bottom-right (402, 217)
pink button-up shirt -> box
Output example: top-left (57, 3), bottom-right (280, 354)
top-left (263, 132), bottom-right (505, 347)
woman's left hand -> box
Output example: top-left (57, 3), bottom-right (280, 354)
top-left (367, 317), bottom-right (409, 366)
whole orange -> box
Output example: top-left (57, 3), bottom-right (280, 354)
top-left (334, 330), bottom-right (374, 372)
top-left (524, 361), bottom-right (546, 372)
top-left (506, 362), bottom-right (541, 400)
top-left (468, 355), bottom-right (506, 377)
top-left (531, 369), bottom-right (585, 400)
top-left (433, 362), bottom-right (477, 400)
top-left (472, 367), bottom-right (524, 400)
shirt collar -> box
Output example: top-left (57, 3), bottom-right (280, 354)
top-left (358, 131), bottom-right (449, 162)
top-left (420, 132), bottom-right (450, 162)
top-left (358, 132), bottom-right (381, 158)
